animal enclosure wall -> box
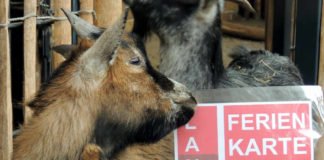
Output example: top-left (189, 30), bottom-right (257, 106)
top-left (265, 0), bottom-right (324, 85)
top-left (0, 0), bottom-right (123, 158)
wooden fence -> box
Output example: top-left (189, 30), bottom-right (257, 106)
top-left (0, 0), bottom-right (12, 159)
top-left (0, 0), bottom-right (122, 158)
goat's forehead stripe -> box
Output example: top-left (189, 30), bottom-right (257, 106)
top-left (119, 40), bottom-right (142, 57)
top-left (146, 64), bottom-right (175, 92)
top-left (120, 41), bottom-right (130, 49)
top-left (119, 35), bottom-right (174, 91)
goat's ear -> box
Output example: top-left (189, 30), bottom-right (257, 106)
top-left (226, 0), bottom-right (255, 13)
top-left (61, 8), bottom-right (104, 40)
top-left (52, 45), bottom-right (78, 59)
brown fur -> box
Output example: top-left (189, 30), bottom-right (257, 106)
top-left (115, 134), bottom-right (174, 160)
top-left (47, 34), bottom-right (178, 160)
top-left (14, 50), bottom-right (98, 159)
top-left (13, 31), bottom-right (196, 159)
top-left (29, 39), bottom-right (94, 116)
top-left (15, 9), bottom-right (196, 159)
top-left (81, 136), bottom-right (174, 160)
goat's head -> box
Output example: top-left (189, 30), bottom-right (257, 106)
top-left (37, 8), bottom-right (196, 151)
top-left (92, 31), bottom-right (197, 144)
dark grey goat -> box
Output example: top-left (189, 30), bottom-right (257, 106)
top-left (124, 0), bottom-right (303, 90)
top-left (123, 0), bottom-right (253, 90)
top-left (217, 46), bottom-right (304, 88)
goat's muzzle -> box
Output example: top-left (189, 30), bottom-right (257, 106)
top-left (175, 93), bottom-right (197, 109)
top-left (174, 92), bottom-right (196, 127)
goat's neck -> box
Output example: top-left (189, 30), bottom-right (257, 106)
top-left (13, 98), bottom-right (98, 160)
top-left (158, 19), bottom-right (223, 90)
top-left (92, 111), bottom-right (131, 159)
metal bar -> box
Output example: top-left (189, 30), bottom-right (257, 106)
top-left (271, 0), bottom-right (293, 56)
top-left (318, 0), bottom-right (324, 87)
top-left (39, 0), bottom-right (52, 82)
top-left (295, 0), bottom-right (322, 84)
top-left (71, 0), bottom-right (79, 45)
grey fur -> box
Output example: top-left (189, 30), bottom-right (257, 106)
top-left (124, 0), bottom-right (303, 89)
top-left (124, 0), bottom-right (225, 90)
top-left (217, 46), bottom-right (304, 88)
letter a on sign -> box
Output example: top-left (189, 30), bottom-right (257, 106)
top-left (176, 106), bottom-right (218, 159)
top-left (185, 137), bottom-right (200, 152)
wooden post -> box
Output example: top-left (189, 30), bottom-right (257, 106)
top-left (318, 1), bottom-right (324, 87)
top-left (51, 0), bottom-right (72, 69)
top-left (80, 0), bottom-right (94, 24)
top-left (94, 0), bottom-right (122, 28)
top-left (23, 0), bottom-right (37, 122)
top-left (79, 0), bottom-right (94, 44)
top-left (315, 134), bottom-right (324, 160)
top-left (0, 0), bottom-right (12, 159)
top-left (255, 0), bottom-right (262, 19)
top-left (222, 21), bottom-right (265, 41)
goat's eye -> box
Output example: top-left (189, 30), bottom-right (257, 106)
top-left (130, 57), bottom-right (141, 65)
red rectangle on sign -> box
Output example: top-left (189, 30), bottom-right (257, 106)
top-left (176, 106), bottom-right (218, 160)
top-left (224, 103), bottom-right (312, 160)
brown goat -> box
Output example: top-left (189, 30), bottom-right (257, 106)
top-left (13, 8), bottom-right (196, 160)
top-left (51, 10), bottom-right (183, 160)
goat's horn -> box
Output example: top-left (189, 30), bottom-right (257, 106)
top-left (85, 7), bottom-right (129, 59)
top-left (227, 0), bottom-right (256, 13)
top-left (61, 8), bottom-right (103, 40)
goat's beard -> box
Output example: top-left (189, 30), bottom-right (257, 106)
top-left (175, 105), bottom-right (195, 127)
top-left (92, 105), bottom-right (194, 159)
top-left (132, 105), bottom-right (194, 144)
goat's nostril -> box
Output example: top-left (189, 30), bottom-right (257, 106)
top-left (189, 96), bottom-right (197, 107)
top-left (191, 96), bottom-right (197, 105)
